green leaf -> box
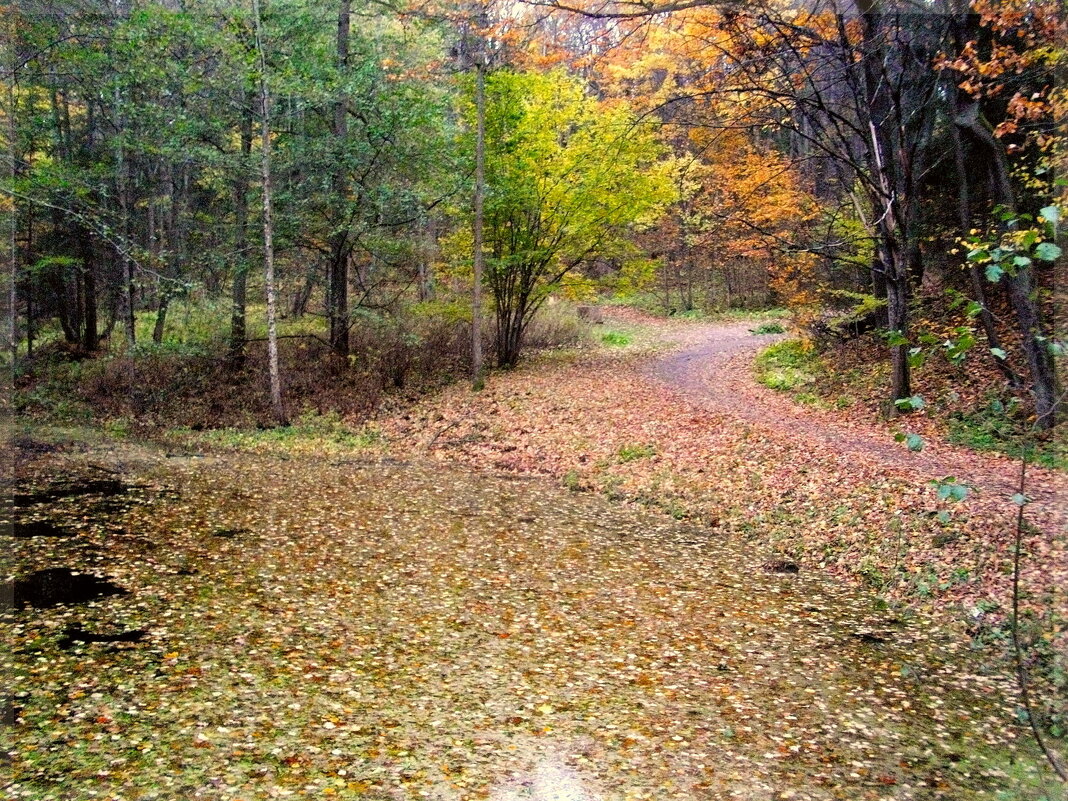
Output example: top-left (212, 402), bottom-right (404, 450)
top-left (990, 347), bottom-right (1007, 360)
top-left (964, 301), bottom-right (983, 318)
top-left (1034, 242), bottom-right (1061, 262)
top-left (1011, 493), bottom-right (1029, 506)
top-left (1039, 205), bottom-right (1060, 225)
top-left (905, 433), bottom-right (924, 452)
top-left (1012, 256), bottom-right (1032, 268)
top-left (933, 477), bottom-right (969, 502)
top-left (967, 248), bottom-right (989, 263)
top-left (885, 330), bottom-right (909, 346)
top-left (984, 263), bottom-right (1004, 282)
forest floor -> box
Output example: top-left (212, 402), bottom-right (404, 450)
top-left (4, 308), bottom-right (1065, 800)
top-left (373, 308), bottom-right (1065, 623)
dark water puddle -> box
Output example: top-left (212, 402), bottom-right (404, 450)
top-left (212, 527), bottom-right (249, 539)
top-left (14, 478), bottom-right (130, 508)
top-left (763, 559), bottom-right (800, 574)
top-left (10, 521), bottom-right (73, 538)
top-left (7, 568), bottom-right (128, 609)
top-left (12, 436), bottom-right (61, 454)
top-left (58, 625), bottom-right (146, 649)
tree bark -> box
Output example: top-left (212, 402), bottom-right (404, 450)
top-left (956, 102), bottom-right (1058, 427)
top-left (253, 0), bottom-right (287, 425)
top-left (152, 294), bottom-right (169, 344)
top-left (80, 230), bottom-right (97, 351)
top-left (472, 55), bottom-right (486, 384)
top-left (290, 266), bottom-right (315, 317)
top-left (6, 45), bottom-right (17, 363)
top-left (883, 241), bottom-right (911, 401)
top-left (327, 0), bottom-right (351, 358)
top-left (229, 92), bottom-right (253, 360)
top-left (947, 107), bottom-right (1020, 386)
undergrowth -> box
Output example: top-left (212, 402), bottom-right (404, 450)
top-left (755, 339), bottom-right (819, 392)
top-left (947, 396), bottom-right (1067, 470)
top-left (15, 302), bottom-right (592, 432)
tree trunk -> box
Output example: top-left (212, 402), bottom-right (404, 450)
top-left (80, 230), bottom-right (97, 351)
top-left (152, 293), bottom-right (169, 344)
top-left (253, 0), bottom-right (287, 425)
top-left (957, 102), bottom-right (1058, 427)
top-left (6, 52), bottom-right (16, 363)
top-left (290, 267), bottom-right (315, 317)
top-left (229, 93), bottom-right (253, 360)
top-left (417, 212), bottom-right (434, 301)
top-left (882, 241), bottom-right (911, 401)
top-left (471, 56), bottom-right (486, 385)
top-left (327, 0), bottom-right (352, 358)
top-left (948, 110), bottom-right (1020, 386)
top-left (496, 307), bottom-right (523, 368)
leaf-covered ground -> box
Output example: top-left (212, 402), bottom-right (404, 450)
top-left (3, 310), bottom-right (1065, 799)
top-left (374, 310), bottom-right (1065, 647)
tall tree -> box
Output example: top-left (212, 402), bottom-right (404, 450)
top-left (251, 0), bottom-right (286, 425)
top-left (328, 0), bottom-right (352, 359)
top-left (470, 68), bottom-right (670, 365)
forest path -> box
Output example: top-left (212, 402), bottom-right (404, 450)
top-left (5, 437), bottom-right (1053, 801)
top-left (9, 313), bottom-right (1063, 800)
top-left (646, 321), bottom-right (1059, 513)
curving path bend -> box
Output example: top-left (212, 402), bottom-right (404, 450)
top-left (645, 321), bottom-right (1065, 523)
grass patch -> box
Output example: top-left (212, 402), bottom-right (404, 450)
top-left (182, 412), bottom-right (385, 456)
top-left (947, 396), bottom-right (1067, 470)
top-left (601, 331), bottom-right (632, 347)
top-left (750, 321), bottom-right (786, 335)
top-left (618, 442), bottom-right (656, 462)
top-left (755, 339), bottom-right (819, 392)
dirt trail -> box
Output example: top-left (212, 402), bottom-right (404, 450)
top-left (5, 439), bottom-right (1056, 800)
top-left (647, 321), bottom-right (1064, 522)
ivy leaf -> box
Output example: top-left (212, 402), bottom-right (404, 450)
top-left (1012, 256), bottom-right (1032, 268)
top-left (990, 347), bottom-right (1007, 360)
top-left (1034, 242), bottom-right (1061, 262)
top-left (984, 263), bottom-right (1004, 282)
top-left (1011, 493), bottom-right (1029, 507)
top-left (1039, 205), bottom-right (1060, 225)
top-left (905, 433), bottom-right (924, 452)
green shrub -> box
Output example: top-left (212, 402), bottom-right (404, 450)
top-left (601, 331), bottom-right (631, 347)
top-left (948, 396), bottom-right (1067, 470)
top-left (750, 321), bottom-right (785, 335)
top-left (524, 304), bottom-right (590, 351)
top-left (755, 340), bottom-right (819, 392)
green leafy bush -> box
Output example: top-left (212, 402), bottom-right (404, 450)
top-left (601, 331), bottom-right (631, 347)
top-left (755, 340), bottom-right (818, 392)
top-left (948, 396), bottom-right (1067, 470)
top-left (750, 322), bottom-right (785, 335)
